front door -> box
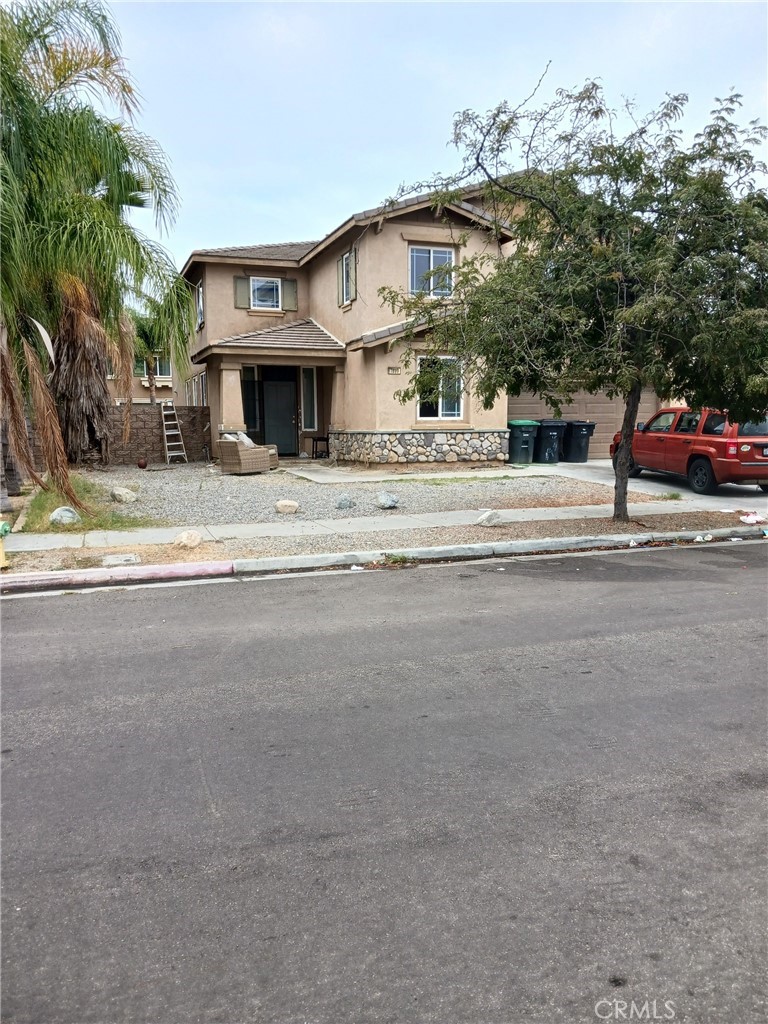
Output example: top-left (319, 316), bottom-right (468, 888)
top-left (263, 380), bottom-right (297, 455)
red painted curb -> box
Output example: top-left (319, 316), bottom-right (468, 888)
top-left (1, 560), bottom-right (235, 594)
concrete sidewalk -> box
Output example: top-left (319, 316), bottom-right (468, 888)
top-left (3, 460), bottom-right (766, 592)
top-left (2, 499), bottom-right (708, 552)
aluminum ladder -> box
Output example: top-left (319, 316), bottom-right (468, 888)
top-left (160, 401), bottom-right (187, 464)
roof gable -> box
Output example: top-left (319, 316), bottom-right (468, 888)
top-left (181, 186), bottom-right (513, 279)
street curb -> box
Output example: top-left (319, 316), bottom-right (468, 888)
top-left (1, 527), bottom-right (764, 594)
top-left (1, 560), bottom-right (235, 594)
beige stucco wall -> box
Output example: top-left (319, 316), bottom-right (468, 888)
top-left (308, 210), bottom-right (504, 345)
top-left (190, 262), bottom-right (311, 356)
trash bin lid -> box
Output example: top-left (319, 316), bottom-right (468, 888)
top-left (538, 418), bottom-right (567, 427)
top-left (508, 419), bottom-right (540, 427)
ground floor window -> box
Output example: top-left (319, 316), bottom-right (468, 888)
top-left (417, 356), bottom-right (462, 419)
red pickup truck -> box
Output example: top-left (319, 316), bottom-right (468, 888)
top-left (610, 407), bottom-right (768, 494)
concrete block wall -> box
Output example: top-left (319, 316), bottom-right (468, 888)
top-left (105, 405), bottom-right (211, 465)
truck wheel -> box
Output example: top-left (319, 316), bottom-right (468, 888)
top-left (688, 458), bottom-right (718, 495)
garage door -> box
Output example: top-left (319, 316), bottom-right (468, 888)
top-left (507, 389), bottom-right (660, 459)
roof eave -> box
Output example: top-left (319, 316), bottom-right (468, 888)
top-left (182, 253), bottom-right (304, 279)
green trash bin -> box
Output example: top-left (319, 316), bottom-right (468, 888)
top-left (507, 420), bottom-right (540, 464)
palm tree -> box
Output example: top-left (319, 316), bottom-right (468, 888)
top-left (0, 0), bottom-right (193, 497)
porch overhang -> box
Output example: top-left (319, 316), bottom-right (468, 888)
top-left (191, 317), bottom-right (346, 365)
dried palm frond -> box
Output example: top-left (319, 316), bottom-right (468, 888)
top-left (23, 338), bottom-right (86, 510)
top-left (0, 328), bottom-right (45, 489)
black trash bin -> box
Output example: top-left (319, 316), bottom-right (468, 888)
top-left (533, 419), bottom-right (567, 463)
top-left (562, 420), bottom-right (596, 462)
top-left (507, 419), bottom-right (539, 464)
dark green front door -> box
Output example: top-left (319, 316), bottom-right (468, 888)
top-left (263, 379), bottom-right (297, 455)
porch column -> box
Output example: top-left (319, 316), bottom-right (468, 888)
top-left (330, 365), bottom-right (346, 430)
top-left (219, 366), bottom-right (246, 435)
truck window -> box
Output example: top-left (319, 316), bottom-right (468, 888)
top-left (702, 413), bottom-right (726, 435)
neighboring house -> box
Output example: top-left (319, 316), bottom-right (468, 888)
top-left (107, 352), bottom-right (181, 406)
top-left (181, 191), bottom-right (659, 462)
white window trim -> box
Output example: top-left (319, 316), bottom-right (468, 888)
top-left (135, 355), bottom-right (172, 380)
top-left (409, 246), bottom-right (454, 297)
top-left (250, 276), bottom-right (282, 311)
top-left (416, 355), bottom-right (463, 421)
top-left (301, 366), bottom-right (318, 431)
top-left (195, 280), bottom-right (205, 331)
top-left (341, 251), bottom-right (353, 305)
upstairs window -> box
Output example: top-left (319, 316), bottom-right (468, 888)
top-left (134, 354), bottom-right (171, 378)
top-left (417, 356), bottom-right (462, 420)
top-left (410, 247), bottom-right (453, 296)
top-left (337, 249), bottom-right (357, 306)
top-left (195, 280), bottom-right (204, 330)
top-left (234, 276), bottom-right (298, 311)
top-left (251, 277), bottom-right (281, 310)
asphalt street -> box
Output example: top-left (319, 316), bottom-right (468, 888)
top-left (2, 543), bottom-right (767, 1024)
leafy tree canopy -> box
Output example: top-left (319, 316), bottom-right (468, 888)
top-left (380, 80), bottom-right (768, 518)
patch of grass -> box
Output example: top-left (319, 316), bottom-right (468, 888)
top-left (383, 552), bottom-right (412, 565)
top-left (22, 474), bottom-right (166, 533)
top-left (651, 491), bottom-right (683, 501)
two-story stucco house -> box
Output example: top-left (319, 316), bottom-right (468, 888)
top-left (180, 193), bottom-right (515, 464)
top-left (180, 191), bottom-right (660, 463)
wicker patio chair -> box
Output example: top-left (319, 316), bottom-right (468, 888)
top-left (218, 439), bottom-right (270, 475)
top-left (264, 444), bottom-right (279, 470)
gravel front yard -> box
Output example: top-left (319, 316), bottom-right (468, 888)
top-left (78, 463), bottom-right (652, 527)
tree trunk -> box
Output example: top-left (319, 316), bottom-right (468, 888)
top-left (146, 354), bottom-right (157, 405)
top-left (613, 379), bottom-right (643, 521)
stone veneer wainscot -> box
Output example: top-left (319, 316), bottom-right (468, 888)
top-left (330, 430), bottom-right (509, 464)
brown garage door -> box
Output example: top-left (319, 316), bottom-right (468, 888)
top-left (507, 389), bottom-right (660, 459)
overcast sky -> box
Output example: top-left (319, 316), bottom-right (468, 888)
top-left (108, 1), bottom-right (768, 269)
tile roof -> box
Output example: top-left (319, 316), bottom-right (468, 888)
top-left (190, 241), bottom-right (319, 261)
top-left (216, 318), bottom-right (344, 351)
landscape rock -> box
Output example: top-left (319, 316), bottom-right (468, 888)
top-left (276, 500), bottom-right (299, 515)
top-left (376, 492), bottom-right (399, 510)
top-left (336, 494), bottom-right (356, 510)
top-left (173, 530), bottom-right (203, 548)
top-left (111, 486), bottom-right (138, 503)
top-left (477, 510), bottom-right (503, 527)
top-left (49, 506), bottom-right (82, 525)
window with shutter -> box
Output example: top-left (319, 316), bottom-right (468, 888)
top-left (283, 279), bottom-right (298, 311)
top-left (234, 277), bottom-right (250, 308)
